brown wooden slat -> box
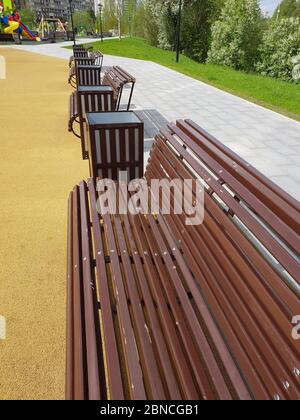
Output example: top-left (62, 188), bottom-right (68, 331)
top-left (66, 193), bottom-right (74, 400)
top-left (71, 186), bottom-right (87, 400)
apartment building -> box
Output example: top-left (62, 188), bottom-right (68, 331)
top-left (16, 0), bottom-right (94, 20)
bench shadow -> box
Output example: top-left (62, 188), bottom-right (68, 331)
top-left (135, 109), bottom-right (169, 141)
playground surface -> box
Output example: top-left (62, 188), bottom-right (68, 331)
top-left (0, 49), bottom-right (88, 400)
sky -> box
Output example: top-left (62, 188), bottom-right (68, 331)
top-left (260, 0), bottom-right (282, 15)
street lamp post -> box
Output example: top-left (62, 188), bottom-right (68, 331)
top-left (98, 2), bottom-right (103, 42)
top-left (176, 0), bottom-right (182, 63)
top-left (68, 0), bottom-right (76, 45)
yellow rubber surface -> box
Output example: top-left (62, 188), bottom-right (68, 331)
top-left (0, 49), bottom-right (88, 400)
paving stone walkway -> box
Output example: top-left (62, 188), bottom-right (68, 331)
top-left (2, 40), bottom-right (300, 200)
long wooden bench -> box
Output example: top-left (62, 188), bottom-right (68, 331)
top-left (66, 119), bottom-right (300, 400)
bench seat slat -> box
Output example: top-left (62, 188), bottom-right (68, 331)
top-left (71, 187), bottom-right (88, 400)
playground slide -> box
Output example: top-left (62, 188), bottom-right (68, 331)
top-left (18, 21), bottom-right (39, 41)
top-left (3, 20), bottom-right (18, 34)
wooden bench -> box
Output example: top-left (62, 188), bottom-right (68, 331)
top-left (69, 53), bottom-right (88, 69)
top-left (66, 119), bottom-right (300, 400)
top-left (69, 46), bottom-right (90, 67)
top-left (103, 66), bottom-right (136, 111)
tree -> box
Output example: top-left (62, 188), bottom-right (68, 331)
top-left (207, 0), bottom-right (263, 71)
top-left (181, 0), bottom-right (224, 62)
top-left (71, 10), bottom-right (96, 35)
top-left (276, 0), bottom-right (300, 18)
top-left (256, 17), bottom-right (300, 82)
top-left (144, 0), bottom-right (178, 49)
top-left (143, 0), bottom-right (159, 45)
top-left (19, 7), bottom-right (35, 29)
top-left (132, 2), bottom-right (146, 37)
top-left (102, 0), bottom-right (117, 32)
top-left (143, 0), bottom-right (225, 60)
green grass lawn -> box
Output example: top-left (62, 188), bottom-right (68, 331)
top-left (76, 37), bottom-right (300, 121)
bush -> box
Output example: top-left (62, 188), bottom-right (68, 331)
top-left (207, 0), bottom-right (262, 71)
top-left (256, 17), bottom-right (300, 82)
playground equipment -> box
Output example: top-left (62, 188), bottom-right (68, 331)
top-left (38, 16), bottom-right (67, 41)
top-left (0, 0), bottom-right (40, 41)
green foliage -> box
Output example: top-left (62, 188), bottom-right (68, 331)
top-left (143, 1), bottom-right (159, 45)
top-left (143, 0), bottom-right (223, 58)
top-left (101, 0), bottom-right (117, 32)
top-left (207, 0), bottom-right (262, 71)
top-left (256, 17), bottom-right (300, 82)
top-left (181, 0), bottom-right (223, 62)
top-left (144, 0), bottom-right (178, 50)
top-left (132, 2), bottom-right (146, 37)
top-left (276, 0), bottom-right (300, 18)
top-left (70, 10), bottom-right (95, 35)
top-left (100, 0), bottom-right (145, 36)
top-left (19, 7), bottom-right (36, 29)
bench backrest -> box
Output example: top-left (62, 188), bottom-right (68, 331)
top-left (74, 52), bottom-right (103, 68)
top-left (76, 65), bottom-right (102, 86)
top-left (145, 119), bottom-right (300, 400)
top-left (73, 51), bottom-right (89, 59)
